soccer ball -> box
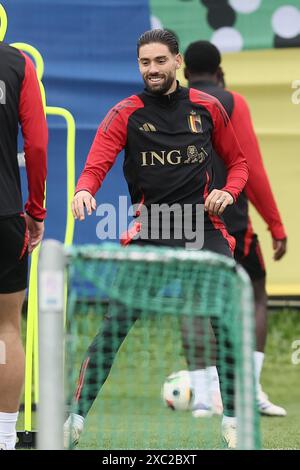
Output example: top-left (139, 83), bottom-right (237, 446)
top-left (162, 370), bottom-right (194, 411)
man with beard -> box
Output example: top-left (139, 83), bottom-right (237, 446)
top-left (66, 29), bottom-right (249, 449)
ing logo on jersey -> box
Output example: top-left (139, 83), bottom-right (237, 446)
top-left (188, 110), bottom-right (202, 133)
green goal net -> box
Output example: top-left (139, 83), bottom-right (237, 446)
top-left (39, 241), bottom-right (260, 450)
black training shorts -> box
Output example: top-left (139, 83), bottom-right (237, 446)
top-left (0, 214), bottom-right (28, 293)
top-left (128, 226), bottom-right (234, 258)
top-left (233, 225), bottom-right (266, 281)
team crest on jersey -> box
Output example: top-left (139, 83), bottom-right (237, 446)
top-left (184, 145), bottom-right (208, 164)
top-left (188, 110), bottom-right (202, 133)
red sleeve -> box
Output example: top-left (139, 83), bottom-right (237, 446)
top-left (190, 88), bottom-right (248, 201)
top-left (19, 52), bottom-right (48, 221)
top-left (76, 96), bottom-right (144, 195)
top-left (231, 92), bottom-right (286, 240)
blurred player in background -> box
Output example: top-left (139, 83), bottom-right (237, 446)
top-left (66, 29), bottom-right (249, 449)
top-left (183, 40), bottom-right (287, 418)
top-left (0, 42), bottom-right (47, 449)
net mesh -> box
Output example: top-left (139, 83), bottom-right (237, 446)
top-left (64, 243), bottom-right (260, 450)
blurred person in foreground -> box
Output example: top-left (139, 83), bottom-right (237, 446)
top-left (0, 41), bottom-right (47, 450)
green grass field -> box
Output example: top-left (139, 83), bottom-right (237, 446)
top-left (18, 309), bottom-right (300, 450)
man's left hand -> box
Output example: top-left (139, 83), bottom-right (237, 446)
top-left (204, 189), bottom-right (234, 216)
top-left (24, 213), bottom-right (45, 253)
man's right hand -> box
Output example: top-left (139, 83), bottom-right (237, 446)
top-left (272, 238), bottom-right (287, 261)
top-left (71, 190), bottom-right (97, 221)
top-left (24, 213), bottom-right (45, 253)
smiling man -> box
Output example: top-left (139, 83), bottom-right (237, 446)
top-left (67, 29), bottom-right (249, 449)
top-left (138, 38), bottom-right (179, 95)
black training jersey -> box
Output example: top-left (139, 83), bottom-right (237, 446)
top-left (76, 84), bottom-right (248, 246)
top-left (190, 80), bottom-right (248, 234)
top-left (191, 80), bottom-right (286, 240)
top-left (0, 42), bottom-right (47, 220)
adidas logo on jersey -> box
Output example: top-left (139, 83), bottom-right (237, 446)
top-left (139, 123), bottom-right (157, 132)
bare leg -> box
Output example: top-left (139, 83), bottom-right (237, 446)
top-left (0, 291), bottom-right (25, 412)
top-left (252, 277), bottom-right (267, 352)
top-left (181, 316), bottom-right (216, 369)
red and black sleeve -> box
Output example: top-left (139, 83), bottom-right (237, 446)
top-left (76, 96), bottom-right (144, 196)
top-left (190, 89), bottom-right (249, 201)
top-left (231, 92), bottom-right (286, 240)
top-left (19, 52), bottom-right (48, 221)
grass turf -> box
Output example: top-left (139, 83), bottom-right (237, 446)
top-left (18, 310), bottom-right (300, 450)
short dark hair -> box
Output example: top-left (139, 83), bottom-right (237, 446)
top-left (184, 40), bottom-right (221, 74)
top-left (137, 29), bottom-right (179, 56)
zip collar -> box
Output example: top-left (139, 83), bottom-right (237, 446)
top-left (143, 81), bottom-right (186, 104)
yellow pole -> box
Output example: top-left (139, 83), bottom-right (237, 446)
top-left (46, 107), bottom-right (76, 342)
top-left (11, 42), bottom-right (44, 82)
top-left (46, 107), bottom-right (76, 248)
top-left (46, 107), bottom-right (76, 330)
top-left (0, 3), bottom-right (8, 41)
